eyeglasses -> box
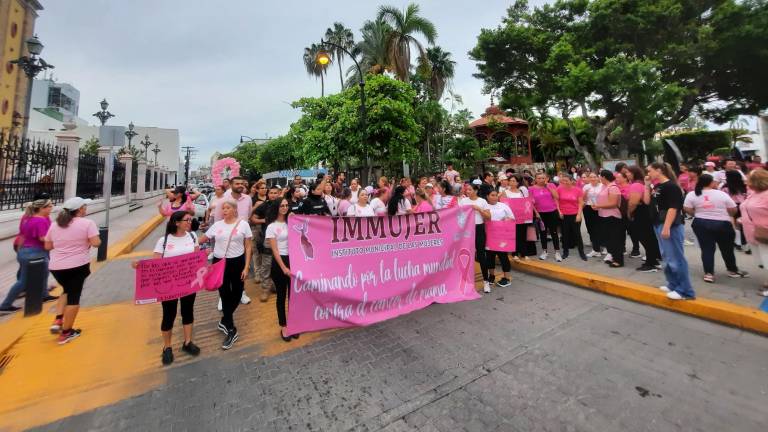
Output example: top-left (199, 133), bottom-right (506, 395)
top-left (181, 218), bottom-right (193, 222)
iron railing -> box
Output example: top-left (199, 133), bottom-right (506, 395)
top-left (76, 152), bottom-right (104, 199)
top-left (131, 159), bottom-right (138, 193)
top-left (111, 156), bottom-right (125, 196)
top-left (145, 169), bottom-right (151, 192)
top-left (0, 132), bottom-right (67, 210)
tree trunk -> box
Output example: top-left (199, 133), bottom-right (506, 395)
top-left (338, 59), bottom-right (344, 90)
top-left (565, 117), bottom-right (598, 170)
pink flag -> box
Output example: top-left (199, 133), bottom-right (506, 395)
top-left (285, 207), bottom-right (480, 336)
top-left (134, 251), bottom-right (209, 304)
top-left (484, 220), bottom-right (516, 252)
top-left (502, 197), bottom-right (534, 223)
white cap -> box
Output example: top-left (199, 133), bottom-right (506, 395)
top-left (497, 174), bottom-right (507, 180)
top-left (62, 197), bottom-right (92, 211)
top-left (472, 179), bottom-right (482, 185)
top-left (704, 161), bottom-right (716, 167)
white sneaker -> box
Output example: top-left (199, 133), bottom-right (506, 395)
top-left (759, 290), bottom-right (768, 297)
top-left (684, 240), bottom-right (694, 246)
top-left (555, 252), bottom-right (563, 262)
top-left (217, 298), bottom-right (223, 311)
top-left (586, 250), bottom-right (600, 258)
top-left (659, 285), bottom-right (671, 293)
top-left (483, 281), bottom-right (491, 293)
top-left (666, 291), bottom-right (684, 300)
top-left (603, 253), bottom-right (613, 262)
top-left (539, 252), bottom-right (548, 260)
top-left (240, 292), bottom-right (252, 304)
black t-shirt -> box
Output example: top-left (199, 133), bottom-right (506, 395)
top-left (296, 194), bottom-right (331, 216)
top-left (650, 180), bottom-right (684, 225)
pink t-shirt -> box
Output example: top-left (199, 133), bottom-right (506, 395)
top-left (678, 173), bottom-right (691, 192)
top-left (740, 190), bottom-right (768, 245)
top-left (556, 186), bottom-right (581, 215)
top-left (626, 182), bottom-right (645, 200)
top-left (413, 200), bottom-right (434, 213)
top-left (597, 184), bottom-right (622, 219)
top-left (683, 190), bottom-right (736, 222)
top-left (209, 195), bottom-right (225, 222)
top-left (161, 199), bottom-right (193, 217)
top-left (45, 217), bottom-right (99, 270)
top-left (232, 194), bottom-right (253, 220)
top-left (21, 216), bottom-right (51, 249)
top-left (617, 183), bottom-right (630, 200)
top-left (530, 184), bottom-right (557, 213)
top-left (337, 199), bottom-right (352, 217)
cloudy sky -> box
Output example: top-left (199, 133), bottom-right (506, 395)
top-left (35, 0), bottom-right (544, 168)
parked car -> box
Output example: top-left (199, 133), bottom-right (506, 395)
top-left (193, 194), bottom-right (209, 221)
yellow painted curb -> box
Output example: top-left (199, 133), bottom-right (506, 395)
top-left (511, 259), bottom-right (768, 335)
top-left (106, 214), bottom-right (165, 259)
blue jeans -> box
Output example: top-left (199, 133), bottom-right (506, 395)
top-left (1, 247), bottom-right (49, 308)
top-left (654, 224), bottom-right (695, 298)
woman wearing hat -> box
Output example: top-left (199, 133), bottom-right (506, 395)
top-left (45, 197), bottom-right (101, 344)
top-left (0, 196), bottom-right (56, 312)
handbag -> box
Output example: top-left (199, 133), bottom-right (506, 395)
top-left (203, 220), bottom-right (242, 291)
top-left (744, 206), bottom-right (768, 244)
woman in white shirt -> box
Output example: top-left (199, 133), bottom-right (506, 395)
top-left (199, 201), bottom-right (252, 350)
top-left (503, 174), bottom-right (536, 259)
top-left (387, 186), bottom-right (412, 215)
top-left (349, 178), bottom-right (360, 204)
top-left (150, 210), bottom-right (201, 365)
top-left (370, 188), bottom-right (389, 216)
top-left (347, 189), bottom-right (375, 217)
top-left (459, 183), bottom-right (492, 292)
top-left (581, 173), bottom-right (604, 257)
top-left (266, 198), bottom-right (297, 342)
top-left (485, 190), bottom-right (514, 291)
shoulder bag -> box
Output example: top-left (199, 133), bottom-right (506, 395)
top-left (203, 220), bottom-right (242, 291)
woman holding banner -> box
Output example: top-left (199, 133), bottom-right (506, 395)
top-left (150, 211), bottom-right (201, 365)
top-left (413, 189), bottom-right (434, 213)
top-left (556, 173), bottom-right (588, 261)
top-left (387, 186), bottom-right (412, 216)
top-left (199, 201), bottom-right (252, 350)
top-left (504, 174), bottom-right (537, 259)
top-left (485, 190), bottom-right (514, 290)
top-left (266, 198), bottom-right (297, 342)
top-left (459, 182), bottom-right (492, 293)
top-left (347, 189), bottom-right (375, 217)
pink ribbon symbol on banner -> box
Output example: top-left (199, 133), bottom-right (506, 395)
top-left (458, 248), bottom-right (472, 294)
top-left (190, 266), bottom-right (208, 290)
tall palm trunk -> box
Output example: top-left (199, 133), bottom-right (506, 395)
top-left (338, 61), bottom-right (344, 89)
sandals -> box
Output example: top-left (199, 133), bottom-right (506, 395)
top-left (609, 262), bottom-right (623, 268)
top-left (703, 274), bottom-right (715, 283)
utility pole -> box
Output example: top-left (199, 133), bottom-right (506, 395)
top-left (181, 146), bottom-right (196, 186)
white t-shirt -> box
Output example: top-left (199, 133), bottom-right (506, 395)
top-left (502, 188), bottom-right (528, 199)
top-left (370, 198), bottom-right (387, 215)
top-left (488, 202), bottom-right (514, 221)
top-left (459, 197), bottom-right (489, 225)
top-left (153, 232), bottom-right (198, 258)
top-left (265, 221), bottom-right (289, 255)
top-left (683, 189), bottom-right (736, 222)
top-left (397, 199), bottom-right (412, 215)
top-left (714, 169), bottom-right (746, 185)
top-left (347, 203), bottom-right (375, 217)
top-left (583, 183), bottom-right (603, 206)
top-left (205, 219), bottom-right (252, 258)
top-left (324, 195), bottom-right (339, 216)
top-left (350, 188), bottom-right (360, 204)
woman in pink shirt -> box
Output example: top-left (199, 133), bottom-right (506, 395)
top-left (739, 169), bottom-right (768, 297)
top-left (556, 173), bottom-right (587, 260)
top-left (45, 197), bottom-right (101, 344)
top-left (592, 170), bottom-right (624, 267)
top-left (413, 189), bottom-right (434, 213)
top-left (615, 172), bottom-right (640, 257)
top-left (625, 166), bottom-right (661, 271)
top-left (530, 173), bottom-right (562, 261)
top-left (159, 186), bottom-right (195, 217)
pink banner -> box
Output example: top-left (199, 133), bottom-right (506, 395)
top-left (484, 220), bottom-right (516, 252)
top-left (134, 251), bottom-right (208, 304)
top-left (502, 197), bottom-right (534, 223)
top-left (286, 207), bottom-right (480, 335)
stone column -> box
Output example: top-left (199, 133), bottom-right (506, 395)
top-left (97, 147), bottom-right (112, 201)
top-left (56, 133), bottom-right (81, 200)
top-left (120, 153), bottom-right (133, 201)
top-left (136, 159), bottom-right (148, 200)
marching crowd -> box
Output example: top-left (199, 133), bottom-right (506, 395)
top-left (3, 157), bottom-right (768, 366)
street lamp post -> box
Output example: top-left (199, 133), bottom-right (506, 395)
top-left (152, 142), bottom-right (161, 166)
top-left (11, 35), bottom-right (54, 140)
top-left (140, 134), bottom-right (152, 160)
top-left (124, 121), bottom-right (138, 152)
top-left (316, 39), bottom-right (369, 183)
top-left (92, 99), bottom-right (115, 261)
top-left (240, 135), bottom-right (255, 143)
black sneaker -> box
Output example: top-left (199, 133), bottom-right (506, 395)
top-left (181, 341), bottom-right (201, 356)
top-left (161, 347), bottom-right (174, 365)
top-left (578, 250), bottom-right (588, 261)
top-left (222, 328), bottom-right (239, 350)
top-left (57, 328), bottom-right (81, 345)
top-left (636, 264), bottom-right (659, 273)
top-left (217, 321), bottom-right (228, 335)
top-left (497, 277), bottom-right (511, 287)
top-left (42, 295), bottom-right (59, 303)
top-left (629, 251), bottom-right (642, 258)
top-left (0, 305), bottom-right (21, 313)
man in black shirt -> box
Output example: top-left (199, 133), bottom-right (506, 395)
top-left (296, 179), bottom-right (331, 216)
top-left (251, 186), bottom-right (281, 302)
top-left (479, 172), bottom-right (495, 199)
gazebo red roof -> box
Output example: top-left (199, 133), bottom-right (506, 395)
top-left (469, 105), bottom-right (528, 129)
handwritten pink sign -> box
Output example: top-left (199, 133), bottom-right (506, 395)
top-left (484, 220), bottom-right (516, 252)
top-left (134, 251), bottom-right (208, 304)
top-left (285, 207), bottom-right (480, 335)
top-left (502, 197), bottom-right (534, 223)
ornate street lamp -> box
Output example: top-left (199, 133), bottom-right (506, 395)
top-left (124, 121), bottom-right (138, 151)
top-left (93, 99), bottom-right (116, 261)
top-left (92, 98), bottom-right (115, 126)
top-left (11, 35), bottom-right (54, 139)
top-left (140, 134), bottom-right (152, 160)
top-left (152, 142), bottom-right (161, 166)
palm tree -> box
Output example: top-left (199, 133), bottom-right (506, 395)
top-left (324, 22), bottom-right (355, 90)
top-left (343, 19), bottom-right (392, 88)
top-left (303, 43), bottom-right (328, 96)
top-left (377, 3), bottom-right (437, 82)
top-left (425, 46), bottom-right (455, 101)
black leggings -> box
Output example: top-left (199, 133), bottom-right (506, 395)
top-left (486, 250), bottom-right (510, 279)
top-left (538, 211), bottom-right (560, 250)
top-left (50, 264), bottom-right (91, 306)
top-left (582, 206), bottom-right (602, 251)
top-left (160, 293), bottom-right (196, 331)
top-left (515, 223), bottom-right (537, 257)
top-left (625, 220), bottom-right (640, 253)
top-left (270, 255), bottom-right (291, 327)
top-left (475, 224), bottom-right (488, 281)
top-left (629, 214), bottom-right (661, 266)
top-left (560, 214), bottom-right (584, 252)
top-left (602, 216), bottom-right (625, 265)
top-left (214, 254), bottom-right (245, 331)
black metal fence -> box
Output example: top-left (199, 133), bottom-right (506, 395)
top-left (131, 159), bottom-right (138, 193)
top-left (76, 153), bottom-right (104, 199)
top-left (145, 169), bottom-right (151, 192)
top-left (0, 132), bottom-right (68, 211)
top-left (111, 156), bottom-right (125, 196)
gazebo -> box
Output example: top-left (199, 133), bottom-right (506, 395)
top-left (469, 105), bottom-right (531, 165)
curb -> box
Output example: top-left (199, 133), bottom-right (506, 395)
top-left (511, 259), bottom-right (768, 336)
top-left (106, 214), bottom-right (164, 259)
